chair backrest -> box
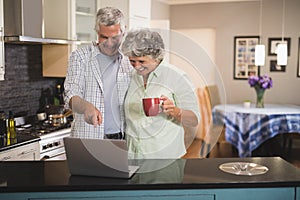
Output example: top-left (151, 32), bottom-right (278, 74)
top-left (183, 85), bottom-right (222, 158)
top-left (205, 85), bottom-right (221, 108)
top-left (183, 87), bottom-right (211, 158)
top-left (196, 87), bottom-right (212, 140)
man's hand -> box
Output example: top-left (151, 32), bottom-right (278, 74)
top-left (83, 103), bottom-right (102, 127)
top-left (70, 96), bottom-right (102, 127)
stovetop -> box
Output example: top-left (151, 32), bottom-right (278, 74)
top-left (1, 116), bottom-right (72, 152)
top-left (16, 121), bottom-right (72, 138)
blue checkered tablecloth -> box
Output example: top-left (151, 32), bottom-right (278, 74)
top-left (213, 104), bottom-right (300, 157)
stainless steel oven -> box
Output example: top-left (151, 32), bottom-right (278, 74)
top-left (39, 128), bottom-right (71, 161)
top-left (16, 116), bottom-right (72, 161)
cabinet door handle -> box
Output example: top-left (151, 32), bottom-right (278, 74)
top-left (132, 14), bottom-right (148, 19)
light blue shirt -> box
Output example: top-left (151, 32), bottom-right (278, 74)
top-left (98, 52), bottom-right (121, 134)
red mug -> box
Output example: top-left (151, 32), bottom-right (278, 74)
top-left (142, 97), bottom-right (163, 117)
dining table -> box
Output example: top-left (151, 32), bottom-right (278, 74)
top-left (212, 103), bottom-right (300, 157)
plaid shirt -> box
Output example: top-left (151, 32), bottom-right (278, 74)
top-left (64, 44), bottom-right (132, 139)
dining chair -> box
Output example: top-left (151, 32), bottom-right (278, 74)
top-left (182, 87), bottom-right (211, 158)
top-left (205, 85), bottom-right (221, 109)
top-left (205, 85), bottom-right (226, 147)
top-left (197, 86), bottom-right (213, 158)
top-left (182, 85), bottom-right (224, 158)
top-left (282, 133), bottom-right (300, 157)
top-left (201, 85), bottom-right (229, 157)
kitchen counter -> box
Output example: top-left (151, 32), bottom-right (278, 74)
top-left (0, 134), bottom-right (40, 152)
top-left (0, 157), bottom-right (300, 199)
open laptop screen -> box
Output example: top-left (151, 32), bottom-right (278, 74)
top-left (63, 137), bottom-right (139, 179)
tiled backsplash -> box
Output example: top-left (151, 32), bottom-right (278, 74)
top-left (0, 43), bottom-right (63, 117)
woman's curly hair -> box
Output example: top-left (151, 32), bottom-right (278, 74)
top-left (121, 28), bottom-right (165, 61)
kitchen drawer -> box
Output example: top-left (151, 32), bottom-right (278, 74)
top-left (0, 188), bottom-right (296, 200)
top-left (0, 141), bottom-right (40, 161)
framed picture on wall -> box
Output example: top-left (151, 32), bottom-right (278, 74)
top-left (270, 60), bottom-right (286, 72)
top-left (298, 38), bottom-right (300, 77)
top-left (233, 36), bottom-right (260, 80)
top-left (268, 37), bottom-right (291, 56)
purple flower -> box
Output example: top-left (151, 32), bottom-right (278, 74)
top-left (248, 74), bottom-right (273, 90)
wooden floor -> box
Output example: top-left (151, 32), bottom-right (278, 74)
top-left (205, 134), bottom-right (300, 169)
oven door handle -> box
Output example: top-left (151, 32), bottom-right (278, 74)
top-left (40, 155), bottom-right (50, 161)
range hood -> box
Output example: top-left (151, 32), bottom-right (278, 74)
top-left (3, 0), bottom-right (79, 45)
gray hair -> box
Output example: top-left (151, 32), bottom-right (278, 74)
top-left (121, 28), bottom-right (165, 61)
top-left (94, 7), bottom-right (126, 33)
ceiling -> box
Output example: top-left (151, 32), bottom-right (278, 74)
top-left (158, 0), bottom-right (259, 5)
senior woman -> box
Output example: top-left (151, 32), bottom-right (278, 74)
top-left (121, 28), bottom-right (200, 159)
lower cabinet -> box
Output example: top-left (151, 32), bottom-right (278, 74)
top-left (0, 141), bottom-right (40, 161)
top-left (0, 187), bottom-right (297, 200)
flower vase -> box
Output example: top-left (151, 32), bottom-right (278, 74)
top-left (255, 88), bottom-right (265, 108)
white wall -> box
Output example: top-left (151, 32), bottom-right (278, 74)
top-left (170, 28), bottom-right (216, 87)
top-left (151, 1), bottom-right (221, 91)
top-left (170, 0), bottom-right (300, 105)
top-left (151, 0), bottom-right (170, 20)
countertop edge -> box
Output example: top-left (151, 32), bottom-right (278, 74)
top-left (1, 181), bottom-right (300, 193)
top-left (0, 137), bottom-right (40, 152)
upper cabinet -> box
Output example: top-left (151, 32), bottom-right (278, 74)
top-left (74, 0), bottom-right (98, 46)
top-left (43, 0), bottom-right (98, 77)
top-left (128, 0), bottom-right (151, 29)
top-left (129, 0), bottom-right (151, 19)
top-left (43, 0), bottom-right (152, 77)
top-left (42, 0), bottom-right (74, 77)
top-left (99, 0), bottom-right (151, 30)
top-left (4, 0), bottom-right (152, 78)
top-left (42, 44), bottom-right (73, 77)
top-left (3, 0), bottom-right (77, 44)
top-left (43, 0), bottom-right (73, 40)
top-left (0, 0), bottom-right (4, 81)
top-left (42, 0), bottom-right (152, 77)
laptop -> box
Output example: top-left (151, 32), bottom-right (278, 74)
top-left (63, 137), bottom-right (139, 179)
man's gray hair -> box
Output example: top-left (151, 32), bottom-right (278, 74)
top-left (121, 28), bottom-right (165, 61)
top-left (95, 7), bottom-right (126, 33)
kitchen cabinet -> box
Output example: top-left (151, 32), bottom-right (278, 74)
top-left (99, 0), bottom-right (151, 30)
top-left (42, 0), bottom-right (75, 77)
top-left (42, 44), bottom-right (73, 77)
top-left (43, 0), bottom-right (152, 77)
top-left (74, 0), bottom-right (98, 47)
top-left (0, 0), bottom-right (4, 81)
top-left (77, 188), bottom-right (284, 200)
top-left (3, 0), bottom-right (76, 42)
top-left (0, 188), bottom-right (296, 200)
top-left (128, 0), bottom-right (151, 29)
top-left (43, 0), bottom-right (73, 40)
top-left (42, 0), bottom-right (98, 77)
top-left (0, 141), bottom-right (40, 161)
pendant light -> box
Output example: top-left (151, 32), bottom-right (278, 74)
top-left (255, 44), bottom-right (265, 66)
top-left (277, 0), bottom-right (287, 66)
top-left (255, 0), bottom-right (265, 66)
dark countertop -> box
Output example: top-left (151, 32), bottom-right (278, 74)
top-left (0, 157), bottom-right (300, 193)
top-left (0, 135), bottom-right (40, 152)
